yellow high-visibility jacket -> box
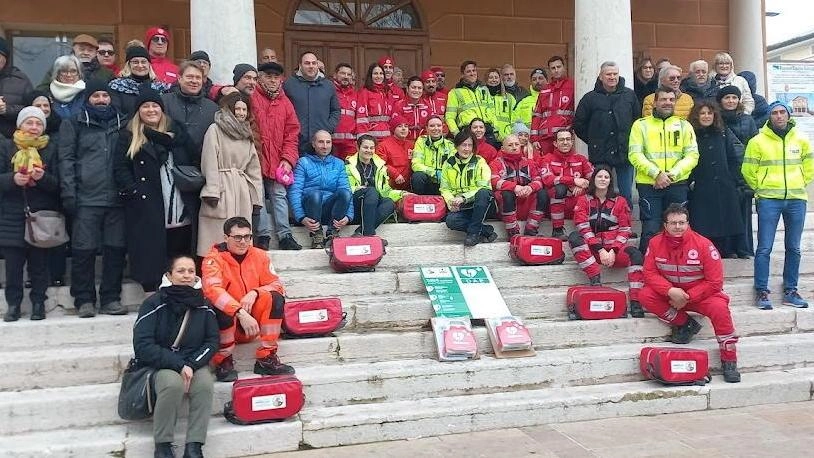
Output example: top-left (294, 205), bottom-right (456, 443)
top-left (411, 135), bottom-right (455, 180)
top-left (513, 87), bottom-right (540, 128)
top-left (742, 121), bottom-right (813, 201)
top-left (493, 92), bottom-right (518, 141)
top-left (345, 153), bottom-right (405, 203)
top-left (445, 83), bottom-right (498, 135)
top-left (440, 154), bottom-right (492, 208)
top-left (628, 115), bottom-right (699, 184)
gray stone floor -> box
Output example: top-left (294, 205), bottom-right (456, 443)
top-left (265, 401), bottom-right (814, 457)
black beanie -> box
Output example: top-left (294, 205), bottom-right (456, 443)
top-left (233, 63), bottom-right (257, 84)
top-left (135, 86), bottom-right (165, 111)
top-left (189, 50), bottom-right (210, 64)
top-left (126, 46), bottom-right (151, 63)
top-left (84, 79), bottom-right (111, 101)
top-left (716, 85), bottom-right (742, 103)
top-left (0, 37), bottom-right (8, 58)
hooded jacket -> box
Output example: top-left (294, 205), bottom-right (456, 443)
top-left (642, 92), bottom-right (695, 119)
top-left (742, 119), bottom-right (812, 201)
top-left (376, 134), bottom-right (414, 188)
top-left (489, 150), bottom-right (543, 192)
top-left (411, 135), bottom-right (455, 179)
top-left (283, 72), bottom-right (340, 152)
top-left (573, 77), bottom-right (640, 166)
top-left (0, 65), bottom-right (34, 138)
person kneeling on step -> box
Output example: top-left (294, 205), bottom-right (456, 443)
top-left (202, 217), bottom-right (294, 382)
top-left (346, 134), bottom-right (407, 236)
top-left (640, 204), bottom-right (740, 383)
top-left (442, 129), bottom-right (497, 247)
top-left (568, 165), bottom-right (644, 317)
top-left (489, 134), bottom-right (548, 237)
top-left (539, 129), bottom-right (594, 240)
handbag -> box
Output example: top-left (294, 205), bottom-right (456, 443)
top-left (117, 309), bottom-right (191, 420)
top-left (22, 189), bottom-right (69, 249)
top-left (171, 165), bottom-right (205, 192)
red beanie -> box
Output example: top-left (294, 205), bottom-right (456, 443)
top-left (145, 26), bottom-right (171, 45)
top-left (430, 66), bottom-right (444, 74)
top-left (389, 114), bottom-right (408, 131)
top-left (420, 70), bottom-right (436, 82)
top-left (378, 55), bottom-right (394, 67)
top-left (426, 114), bottom-right (444, 127)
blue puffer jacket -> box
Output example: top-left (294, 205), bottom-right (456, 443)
top-left (289, 153), bottom-right (354, 222)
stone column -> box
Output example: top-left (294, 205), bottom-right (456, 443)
top-left (190, 0), bottom-right (257, 84)
top-left (729, 0), bottom-right (766, 95)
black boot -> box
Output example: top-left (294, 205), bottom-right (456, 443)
top-left (589, 275), bottom-right (601, 286)
top-left (154, 442), bottom-right (175, 458)
top-left (671, 317), bottom-right (702, 344)
top-left (183, 442), bottom-right (204, 458)
top-left (30, 302), bottom-right (45, 320)
top-left (629, 301), bottom-right (645, 318)
top-left (722, 361), bottom-right (741, 383)
top-left (3, 304), bottom-right (21, 322)
top-left (255, 235), bottom-right (271, 250)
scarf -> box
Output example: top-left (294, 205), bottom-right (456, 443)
top-left (486, 84), bottom-right (502, 96)
top-left (49, 79), bottom-right (86, 103)
top-left (11, 130), bottom-right (48, 175)
top-left (214, 109), bottom-right (253, 140)
top-left (85, 102), bottom-right (118, 122)
top-left (720, 109), bottom-right (739, 125)
top-left (109, 77), bottom-right (169, 95)
top-left (664, 234), bottom-right (683, 250)
top-left (162, 284), bottom-right (206, 314)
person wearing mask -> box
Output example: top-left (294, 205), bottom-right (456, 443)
top-left (378, 55), bottom-right (405, 99)
top-left (531, 56), bottom-right (574, 154)
top-left (331, 63), bottom-right (357, 160)
top-left (431, 66), bottom-right (449, 95)
top-left (113, 88), bottom-right (198, 294)
top-left (710, 52), bottom-right (754, 115)
top-left (500, 64), bottom-right (529, 101)
top-left (108, 46), bottom-right (171, 116)
top-left (47, 55), bottom-right (87, 120)
top-left (642, 65), bottom-right (694, 119)
top-left (568, 165), bottom-right (644, 317)
top-left (739, 70), bottom-right (769, 128)
top-left (469, 117), bottom-right (498, 165)
top-left (251, 61), bottom-right (302, 251)
top-left (681, 60), bottom-right (716, 102)
top-left (392, 76), bottom-right (430, 142)
top-left (132, 255), bottom-right (217, 458)
top-left (0, 37), bottom-right (34, 139)
top-left (376, 114), bottom-right (413, 191)
top-left (346, 134), bottom-right (406, 235)
top-left (145, 27), bottom-right (179, 84)
top-left (59, 80), bottom-right (129, 318)
top-left (539, 129), bottom-right (594, 240)
top-left (629, 87), bottom-right (699, 253)
top-left (411, 115), bottom-right (455, 195)
top-left (573, 61), bottom-right (640, 207)
top-left (161, 61), bottom-right (218, 162)
top-left (0, 107), bottom-right (59, 322)
top-left (441, 129), bottom-right (497, 246)
top-left (743, 101), bottom-right (812, 310)
top-left (445, 60), bottom-right (497, 139)
top-left (356, 62), bottom-right (396, 141)
top-left (485, 68), bottom-right (517, 143)
top-left (420, 69), bottom-right (447, 123)
top-left (96, 37), bottom-right (120, 77)
top-left (283, 52), bottom-right (340, 154)
top-left (37, 34), bottom-right (113, 91)
top-left (634, 57), bottom-right (656, 104)
top-left (288, 130), bottom-right (353, 248)
top-left (489, 134), bottom-right (547, 237)
top-left (197, 92), bottom-right (262, 256)
top-left (686, 100), bottom-right (746, 259)
top-left (514, 68), bottom-right (548, 129)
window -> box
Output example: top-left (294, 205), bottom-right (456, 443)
top-left (293, 0), bottom-right (420, 30)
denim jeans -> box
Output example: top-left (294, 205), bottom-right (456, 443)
top-left (614, 163), bottom-right (634, 206)
top-left (352, 187), bottom-right (395, 235)
top-left (264, 179), bottom-right (293, 240)
top-left (754, 198), bottom-right (806, 291)
top-left (445, 189), bottom-right (495, 235)
top-left (302, 189), bottom-right (353, 227)
top-left (637, 182), bottom-right (689, 253)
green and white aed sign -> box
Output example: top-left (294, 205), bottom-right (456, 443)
top-left (420, 266), bottom-right (510, 318)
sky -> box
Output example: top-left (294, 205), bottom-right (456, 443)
top-left (765, 0), bottom-right (814, 45)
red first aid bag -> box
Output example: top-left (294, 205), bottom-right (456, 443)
top-left (401, 194), bottom-right (447, 222)
top-left (566, 285), bottom-right (628, 320)
top-left (509, 236), bottom-right (565, 265)
top-left (443, 325), bottom-right (478, 355)
top-left (223, 375), bottom-right (305, 425)
top-left (283, 297), bottom-right (346, 338)
top-left (326, 236), bottom-right (386, 272)
top-left (640, 347), bottom-right (711, 386)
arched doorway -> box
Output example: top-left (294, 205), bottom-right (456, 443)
top-left (285, 1), bottom-right (429, 82)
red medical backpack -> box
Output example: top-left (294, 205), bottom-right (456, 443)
top-left (326, 236), bottom-right (386, 272)
top-left (566, 285), bottom-right (628, 320)
top-left (223, 375), bottom-right (305, 425)
top-left (283, 297), bottom-right (346, 338)
top-left (401, 194), bottom-right (447, 222)
top-left (508, 236), bottom-right (565, 265)
top-left (640, 347), bottom-right (711, 386)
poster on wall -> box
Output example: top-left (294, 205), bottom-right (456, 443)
top-left (766, 62), bottom-right (814, 140)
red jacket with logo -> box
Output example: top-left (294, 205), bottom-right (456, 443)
top-left (357, 86), bottom-right (398, 139)
top-left (250, 89), bottom-right (301, 179)
top-left (150, 56), bottom-right (179, 84)
top-left (332, 79), bottom-right (357, 145)
top-left (489, 152), bottom-right (543, 192)
top-left (393, 98), bottom-right (431, 141)
top-left (573, 194), bottom-right (633, 252)
top-left (531, 78), bottom-right (575, 143)
top-left (643, 228), bottom-right (724, 304)
top-left (539, 150), bottom-right (594, 188)
top-left (376, 135), bottom-right (415, 189)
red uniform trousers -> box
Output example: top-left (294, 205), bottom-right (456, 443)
top-left (639, 287), bottom-right (738, 361)
top-left (212, 290), bottom-right (285, 366)
top-left (571, 242), bottom-right (643, 301)
top-left (494, 190), bottom-right (547, 234)
top-left (547, 191), bottom-right (578, 229)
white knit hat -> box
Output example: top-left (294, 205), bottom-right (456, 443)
top-left (16, 106), bottom-right (47, 129)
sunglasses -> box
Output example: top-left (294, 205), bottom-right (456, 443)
top-left (667, 75), bottom-right (681, 81)
top-left (151, 36), bottom-right (167, 44)
top-left (98, 50), bottom-right (115, 56)
top-left (228, 234), bottom-right (253, 242)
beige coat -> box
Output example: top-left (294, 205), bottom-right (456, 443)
top-left (197, 123), bottom-right (263, 255)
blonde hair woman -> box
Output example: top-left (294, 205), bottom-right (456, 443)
top-left (108, 46), bottom-right (171, 115)
top-left (711, 52), bottom-right (754, 115)
top-left (113, 88), bottom-right (198, 294)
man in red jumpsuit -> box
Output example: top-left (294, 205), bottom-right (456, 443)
top-left (331, 62), bottom-right (357, 160)
top-left (202, 217), bottom-right (294, 381)
top-left (539, 130), bottom-right (594, 239)
top-left (531, 56), bottom-right (575, 154)
top-left (640, 204), bottom-right (740, 383)
top-left (490, 134), bottom-right (548, 237)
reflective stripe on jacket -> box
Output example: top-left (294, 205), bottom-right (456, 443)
top-left (628, 115), bottom-right (699, 184)
top-left (345, 153), bottom-right (405, 203)
top-left (411, 135), bottom-right (455, 178)
top-left (440, 154), bottom-right (492, 207)
top-left (444, 83), bottom-right (497, 134)
top-left (742, 120), bottom-right (812, 201)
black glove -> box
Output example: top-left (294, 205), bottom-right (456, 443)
top-left (252, 205), bottom-right (262, 216)
top-left (62, 197), bottom-right (77, 216)
top-left (118, 185), bottom-right (139, 201)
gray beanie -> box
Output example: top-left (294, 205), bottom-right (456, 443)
top-left (511, 122), bottom-right (530, 135)
top-left (16, 106), bottom-right (47, 130)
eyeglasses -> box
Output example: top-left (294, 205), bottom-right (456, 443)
top-left (98, 50), bottom-right (115, 56)
top-left (228, 234), bottom-right (253, 242)
top-left (665, 220), bottom-right (688, 227)
top-left (667, 75), bottom-right (681, 81)
top-left (59, 68), bottom-right (79, 75)
top-left (435, 73), bottom-right (445, 77)
top-left (151, 36), bottom-right (167, 44)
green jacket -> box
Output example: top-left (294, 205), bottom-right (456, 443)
top-left (628, 115), bottom-right (699, 184)
top-left (742, 120), bottom-right (813, 201)
top-left (345, 153), bottom-right (405, 203)
top-left (411, 135), bottom-right (456, 180)
top-left (445, 82), bottom-right (498, 135)
top-left (512, 87), bottom-right (540, 128)
top-left (440, 154), bottom-right (492, 207)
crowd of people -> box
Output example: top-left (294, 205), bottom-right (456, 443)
top-left (1, 28), bottom-right (812, 457)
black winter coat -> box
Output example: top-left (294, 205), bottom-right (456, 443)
top-left (680, 77), bottom-right (717, 102)
top-left (0, 66), bottom-right (35, 139)
top-left (634, 76), bottom-right (655, 105)
top-left (59, 110), bottom-right (128, 208)
top-left (573, 77), bottom-right (640, 167)
top-left (0, 137), bottom-right (61, 247)
top-left (688, 126), bottom-right (744, 239)
top-left (161, 88), bottom-right (218, 163)
top-left (133, 286), bottom-right (218, 372)
top-left (283, 74), bottom-right (341, 152)
top-left (721, 109), bottom-right (758, 146)
top-left (113, 122), bottom-right (199, 287)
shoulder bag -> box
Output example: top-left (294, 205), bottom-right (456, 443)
top-left (172, 165), bottom-right (205, 193)
top-left (22, 189), bottom-right (69, 249)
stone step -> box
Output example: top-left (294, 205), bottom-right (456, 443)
top-left (2, 333), bottom-right (811, 435)
top-left (3, 306), bottom-right (812, 392)
top-left (299, 368), bottom-right (814, 449)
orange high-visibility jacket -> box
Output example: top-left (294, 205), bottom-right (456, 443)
top-left (202, 244), bottom-right (285, 317)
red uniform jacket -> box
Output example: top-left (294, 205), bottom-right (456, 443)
top-left (386, 80), bottom-right (406, 100)
top-left (531, 78), bottom-right (575, 144)
top-left (539, 150), bottom-right (594, 189)
top-left (250, 89), bottom-right (301, 179)
top-left (202, 245), bottom-right (286, 317)
top-left (489, 152), bottom-right (543, 192)
top-left (643, 228), bottom-right (724, 304)
top-left (392, 98), bottom-right (431, 141)
top-left (376, 135), bottom-right (415, 189)
top-left (332, 79), bottom-right (357, 146)
top-left (422, 91), bottom-right (447, 119)
top-left (476, 137), bottom-right (499, 165)
top-left (150, 56), bottom-right (179, 84)
top-left (573, 194), bottom-right (633, 252)
top-left (357, 86), bottom-right (398, 139)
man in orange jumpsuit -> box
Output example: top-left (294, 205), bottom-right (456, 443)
top-left (202, 217), bottom-right (293, 381)
top-left (640, 204), bottom-right (740, 383)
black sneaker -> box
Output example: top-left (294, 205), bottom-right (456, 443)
top-left (483, 231), bottom-right (498, 243)
top-left (629, 300), bottom-right (645, 318)
top-left (464, 233), bottom-right (480, 247)
top-left (278, 234), bottom-right (302, 250)
top-left (589, 275), bottom-right (602, 286)
top-left (254, 354), bottom-right (295, 376)
top-left (77, 303), bottom-right (96, 318)
top-left (183, 442), bottom-right (204, 458)
top-left (215, 356), bottom-right (238, 382)
top-left (671, 317), bottom-right (702, 344)
top-left (551, 227), bottom-right (567, 240)
top-left (99, 301), bottom-right (128, 315)
top-left (154, 442), bottom-right (175, 458)
top-left (722, 360), bottom-right (741, 383)
top-left (629, 232), bottom-right (639, 239)
top-left (255, 235), bottom-right (271, 250)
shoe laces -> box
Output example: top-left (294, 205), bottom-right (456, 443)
top-left (757, 291), bottom-right (770, 301)
top-left (785, 289), bottom-right (802, 299)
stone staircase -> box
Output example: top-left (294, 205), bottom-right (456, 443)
top-left (1, 214), bottom-right (813, 457)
